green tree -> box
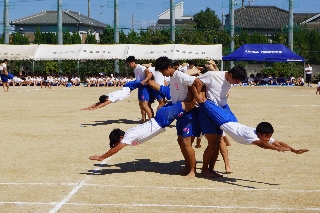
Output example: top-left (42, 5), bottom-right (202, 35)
top-left (100, 24), bottom-right (114, 44)
top-left (250, 32), bottom-right (268, 44)
top-left (10, 32), bottom-right (30, 44)
top-left (308, 29), bottom-right (320, 64)
top-left (63, 29), bottom-right (72, 44)
top-left (193, 7), bottom-right (221, 30)
top-left (43, 32), bottom-right (57, 44)
top-left (85, 31), bottom-right (97, 44)
top-left (126, 30), bottom-right (140, 44)
top-left (71, 31), bottom-right (82, 44)
top-left (34, 26), bottom-right (45, 44)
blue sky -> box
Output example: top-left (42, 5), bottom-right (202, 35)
top-left (0, 0), bottom-right (319, 32)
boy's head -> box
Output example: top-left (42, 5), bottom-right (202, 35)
top-left (155, 56), bottom-right (175, 77)
top-left (126, 56), bottom-right (136, 69)
top-left (256, 122), bottom-right (274, 143)
top-left (109, 128), bottom-right (125, 148)
top-left (99, 95), bottom-right (109, 103)
top-left (172, 61), bottom-right (180, 70)
top-left (226, 66), bottom-right (247, 84)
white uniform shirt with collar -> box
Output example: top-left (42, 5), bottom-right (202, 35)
top-left (221, 122), bottom-right (275, 145)
top-left (134, 64), bottom-right (147, 81)
top-left (149, 67), bottom-right (165, 85)
top-left (198, 71), bottom-right (230, 107)
top-left (169, 70), bottom-right (196, 104)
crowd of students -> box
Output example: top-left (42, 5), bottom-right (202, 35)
top-left (84, 74), bottom-right (136, 87)
top-left (243, 73), bottom-right (306, 86)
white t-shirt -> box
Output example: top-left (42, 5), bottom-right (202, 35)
top-left (221, 122), bottom-right (275, 145)
top-left (317, 82), bottom-right (320, 87)
top-left (149, 67), bottom-right (165, 85)
top-left (169, 70), bottom-right (196, 104)
top-left (134, 64), bottom-right (147, 81)
top-left (106, 87), bottom-right (131, 103)
top-left (121, 118), bottom-right (166, 146)
top-left (178, 66), bottom-right (188, 73)
top-left (305, 66), bottom-right (312, 74)
top-left (0, 63), bottom-right (5, 74)
top-left (198, 71), bottom-right (230, 107)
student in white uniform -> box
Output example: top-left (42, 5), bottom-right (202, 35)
top-left (89, 99), bottom-right (196, 162)
top-left (155, 56), bottom-right (202, 178)
top-left (195, 66), bottom-right (247, 178)
top-left (126, 56), bottom-right (154, 123)
top-left (198, 98), bottom-right (309, 154)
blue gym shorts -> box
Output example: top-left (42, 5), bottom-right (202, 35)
top-left (123, 80), bottom-right (143, 91)
top-left (151, 88), bottom-right (166, 101)
top-left (176, 107), bottom-right (201, 138)
top-left (200, 100), bottom-right (238, 127)
top-left (198, 108), bottom-right (222, 135)
top-left (159, 85), bottom-right (171, 100)
top-left (138, 86), bottom-right (152, 102)
top-left (154, 102), bottom-right (185, 128)
top-left (0, 73), bottom-right (14, 82)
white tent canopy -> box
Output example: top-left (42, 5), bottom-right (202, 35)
top-left (0, 45), bottom-right (38, 60)
top-left (0, 44), bottom-right (222, 61)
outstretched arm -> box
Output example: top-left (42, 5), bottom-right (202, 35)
top-left (89, 143), bottom-right (127, 161)
top-left (252, 140), bottom-right (290, 152)
top-left (81, 100), bottom-right (112, 110)
top-left (272, 140), bottom-right (309, 154)
top-left (141, 69), bottom-right (153, 85)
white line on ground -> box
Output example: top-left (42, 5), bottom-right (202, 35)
top-left (1, 201), bottom-right (319, 211)
top-left (1, 182), bottom-right (319, 193)
top-left (48, 158), bottom-right (110, 213)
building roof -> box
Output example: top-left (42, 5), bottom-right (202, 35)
top-left (11, 10), bottom-right (106, 28)
top-left (157, 18), bottom-right (192, 25)
top-left (225, 6), bottom-right (289, 30)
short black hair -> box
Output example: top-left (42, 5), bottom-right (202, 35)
top-left (228, 66), bottom-right (247, 81)
top-left (187, 60), bottom-right (195, 65)
top-left (126, 56), bottom-right (136, 63)
top-left (172, 61), bottom-right (180, 67)
top-left (99, 95), bottom-right (109, 103)
top-left (155, 56), bottom-right (173, 71)
top-left (256, 122), bottom-right (274, 135)
top-left (109, 128), bottom-right (125, 148)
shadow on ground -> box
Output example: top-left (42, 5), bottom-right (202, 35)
top-left (81, 119), bottom-right (175, 128)
top-left (80, 158), bottom-right (279, 188)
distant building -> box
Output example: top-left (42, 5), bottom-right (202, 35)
top-left (10, 10), bottom-right (107, 43)
top-left (156, 1), bottom-right (193, 28)
top-left (224, 6), bottom-right (320, 36)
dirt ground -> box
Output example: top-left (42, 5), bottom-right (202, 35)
top-left (0, 84), bottom-right (319, 213)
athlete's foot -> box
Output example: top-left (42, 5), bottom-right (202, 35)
top-left (201, 170), bottom-right (217, 178)
top-left (293, 149), bottom-right (309, 154)
top-left (209, 170), bottom-right (223, 178)
top-left (178, 167), bottom-right (190, 176)
top-left (225, 166), bottom-right (233, 174)
top-left (186, 172), bottom-right (196, 178)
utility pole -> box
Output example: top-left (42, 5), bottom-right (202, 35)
top-left (3, 0), bottom-right (9, 44)
top-left (57, 0), bottom-right (63, 45)
top-left (132, 14), bottom-right (134, 31)
top-left (114, 0), bottom-right (119, 73)
top-left (288, 0), bottom-right (294, 50)
top-left (88, 0), bottom-right (90, 18)
top-left (229, 0), bottom-right (235, 68)
top-left (170, 0), bottom-right (175, 43)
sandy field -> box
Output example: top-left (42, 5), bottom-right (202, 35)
top-left (0, 84), bottom-right (319, 213)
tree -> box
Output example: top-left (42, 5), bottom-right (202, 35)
top-left (34, 26), bottom-right (45, 44)
top-left (85, 31), bottom-right (97, 44)
top-left (71, 31), bottom-right (82, 44)
top-left (63, 29), bottom-right (72, 44)
top-left (10, 32), bottom-right (30, 45)
top-left (100, 25), bottom-right (114, 44)
top-left (193, 7), bottom-right (221, 30)
top-left (308, 29), bottom-right (320, 64)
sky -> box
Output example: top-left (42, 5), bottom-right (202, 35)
top-left (0, 0), bottom-right (319, 32)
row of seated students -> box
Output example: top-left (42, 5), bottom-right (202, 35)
top-left (243, 73), bottom-right (305, 86)
top-left (0, 75), bottom-right (81, 87)
top-left (85, 74), bottom-right (135, 87)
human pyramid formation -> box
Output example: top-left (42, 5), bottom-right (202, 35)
top-left (84, 56), bottom-right (309, 178)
